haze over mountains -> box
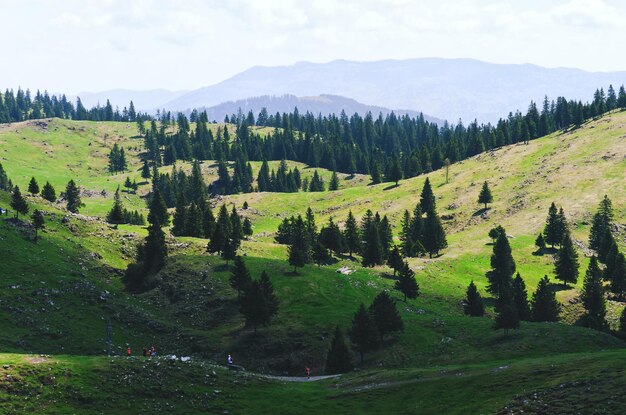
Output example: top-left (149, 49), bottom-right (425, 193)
top-left (79, 58), bottom-right (626, 123)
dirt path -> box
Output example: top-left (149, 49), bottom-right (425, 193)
top-left (259, 374), bottom-right (341, 382)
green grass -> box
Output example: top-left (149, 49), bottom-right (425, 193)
top-left (0, 112), bottom-right (625, 413)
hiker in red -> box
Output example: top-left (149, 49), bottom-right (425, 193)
top-left (126, 347), bottom-right (132, 356)
top-left (305, 366), bottom-right (311, 379)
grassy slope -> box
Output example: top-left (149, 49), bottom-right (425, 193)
top-left (0, 113), bottom-right (625, 413)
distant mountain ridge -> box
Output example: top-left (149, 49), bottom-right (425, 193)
top-left (194, 94), bottom-right (444, 124)
top-left (76, 89), bottom-right (188, 111)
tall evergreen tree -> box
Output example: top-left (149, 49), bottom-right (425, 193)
top-left (386, 245), bottom-right (404, 276)
top-left (288, 215), bottom-right (310, 272)
top-left (31, 209), bottom-right (45, 241)
top-left (41, 181), bottom-right (56, 202)
top-left (477, 181), bottom-right (493, 209)
top-left (511, 273), bottom-right (531, 321)
top-left (230, 256), bottom-right (252, 298)
top-left (148, 188), bottom-right (170, 226)
top-left (394, 261), bottom-right (419, 301)
top-left (422, 211), bottom-right (447, 258)
top-left (589, 195), bottom-right (613, 252)
top-left (420, 177), bottom-right (436, 215)
top-left (349, 304), bottom-right (379, 363)
top-left (493, 287), bottom-right (520, 334)
top-left (543, 202), bottom-right (561, 248)
top-left (487, 230), bottom-right (516, 296)
top-left (464, 281), bottom-right (485, 317)
top-left (240, 280), bottom-right (272, 334)
top-left (28, 177), bottom-right (39, 195)
top-left (328, 171), bottom-right (339, 191)
top-left (343, 210), bottom-right (360, 258)
top-left (10, 186), bottom-right (28, 219)
top-left (259, 271), bottom-right (279, 317)
top-left (369, 291), bottom-right (403, 339)
top-left (580, 257), bottom-right (607, 330)
top-left (554, 231), bottom-right (579, 287)
top-left (531, 276), bottom-right (560, 322)
top-left (325, 326), bottom-right (353, 374)
top-left (610, 253), bottom-right (626, 300)
top-left (107, 187), bottom-right (125, 224)
top-left (385, 159), bottom-right (403, 186)
top-left (64, 179), bottom-right (83, 213)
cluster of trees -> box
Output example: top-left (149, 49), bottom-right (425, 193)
top-left (275, 208), bottom-right (396, 270)
top-left (257, 160), bottom-right (301, 193)
top-left (107, 144), bottom-right (128, 173)
top-left (151, 161), bottom-right (208, 208)
top-left (206, 204), bottom-right (252, 263)
top-left (10, 178), bottom-right (81, 217)
top-left (0, 88), bottom-right (146, 123)
top-left (325, 291), bottom-right (403, 373)
top-left (230, 256), bottom-right (278, 333)
top-left (0, 163), bottom-right (13, 191)
top-left (398, 178), bottom-right (448, 258)
top-left (106, 188), bottom-right (145, 226)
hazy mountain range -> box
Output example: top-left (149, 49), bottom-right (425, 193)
top-left (78, 58), bottom-right (626, 123)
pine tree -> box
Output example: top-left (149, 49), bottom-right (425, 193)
top-left (31, 209), bottom-right (45, 241)
top-left (239, 280), bottom-right (269, 334)
top-left (387, 246), bottom-right (404, 276)
top-left (543, 202), bottom-right (560, 248)
top-left (319, 217), bottom-right (343, 257)
top-left (420, 177), bottom-right (436, 215)
top-left (493, 287), bottom-right (520, 334)
top-left (385, 159), bottom-right (403, 186)
top-left (488, 225), bottom-right (505, 243)
top-left (28, 177), bottom-right (39, 195)
top-left (208, 204), bottom-right (231, 254)
top-left (535, 233), bottom-right (546, 251)
top-left (369, 291), bottom-right (403, 339)
top-left (107, 187), bottom-right (125, 224)
top-left (370, 162), bottom-right (382, 185)
top-left (171, 197), bottom-right (188, 236)
top-left (580, 257), bottom-right (607, 330)
top-left (230, 256), bottom-right (252, 298)
top-left (360, 211), bottom-right (383, 267)
top-left (288, 215), bottom-right (310, 272)
top-left (141, 160), bottom-right (151, 179)
top-left (142, 215), bottom-right (168, 276)
top-left (512, 273), bottom-right (531, 321)
top-left (531, 276), bottom-right (560, 322)
top-left (184, 203), bottom-right (203, 237)
top-left (464, 281), bottom-right (485, 317)
top-left (487, 230), bottom-right (516, 296)
top-left (554, 231), bottom-right (579, 287)
top-left (41, 181), bottom-right (56, 202)
top-left (477, 181), bottom-right (493, 209)
top-left (329, 171), bottom-right (339, 191)
top-left (64, 179), bottom-right (83, 213)
top-left (343, 210), bottom-right (360, 258)
top-left (349, 304), bottom-right (379, 363)
top-left (325, 326), bottom-right (353, 374)
top-left (242, 218), bottom-right (253, 237)
top-left (10, 186), bottom-right (28, 219)
top-left (610, 253), bottom-right (626, 300)
top-left (422, 211), bottom-right (447, 258)
top-left (619, 307), bottom-right (626, 337)
top-left (589, 195), bottom-right (613, 252)
top-left (259, 271), bottom-right (279, 317)
top-left (148, 189), bottom-right (170, 226)
top-left (394, 261), bottom-right (419, 301)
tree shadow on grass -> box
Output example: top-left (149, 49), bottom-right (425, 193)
top-left (547, 283), bottom-right (572, 293)
top-left (383, 183), bottom-right (400, 191)
top-left (472, 207), bottom-right (490, 217)
top-left (213, 263), bottom-right (232, 273)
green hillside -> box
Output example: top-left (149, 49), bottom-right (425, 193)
top-left (0, 111), bottom-right (625, 414)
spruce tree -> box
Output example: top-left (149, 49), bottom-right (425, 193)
top-left (394, 261), bottom-right (419, 301)
top-left (10, 186), bottom-right (28, 219)
top-left (259, 271), bottom-right (279, 317)
top-left (171, 197), bottom-right (188, 236)
top-left (554, 231), bottom-right (579, 287)
top-left (312, 239), bottom-right (332, 267)
top-left (148, 189), bottom-right (170, 226)
top-left (477, 181), bottom-right (493, 209)
top-left (589, 196), bottom-right (613, 252)
top-left (493, 287), bottom-right (520, 334)
top-left (230, 256), bottom-right (252, 298)
top-left (41, 181), bottom-right (56, 202)
top-left (531, 276), bottom-right (560, 322)
top-left (385, 159), bottom-right (403, 186)
top-left (487, 230), bottom-right (516, 296)
top-left (325, 326), bottom-right (353, 374)
top-left (349, 304), bottom-right (379, 363)
top-left (141, 160), bottom-right (151, 179)
top-left (369, 291), bottom-right (403, 339)
top-left (31, 209), bottom-right (45, 241)
top-left (142, 215), bottom-right (167, 276)
top-left (343, 210), bottom-right (360, 258)
top-left (184, 203), bottom-right (203, 237)
top-left (28, 177), bottom-right (39, 195)
top-left (208, 204), bottom-right (231, 254)
top-left (64, 179), bottom-right (83, 213)
top-left (488, 225), bottom-right (505, 243)
top-left (329, 171), bottom-right (339, 191)
top-left (420, 177), bottom-right (436, 215)
top-left (370, 162), bottom-right (382, 185)
top-left (288, 215), bottom-right (310, 272)
top-left (422, 211), bottom-right (447, 258)
top-left (512, 273), bottom-right (531, 321)
top-left (535, 233), bottom-right (546, 252)
top-left (239, 280), bottom-right (270, 334)
top-left (387, 246), bottom-right (404, 276)
top-left (464, 281), bottom-right (485, 317)
top-left (610, 253), bottom-right (626, 300)
top-left (543, 202), bottom-right (560, 248)
top-left (242, 218), bottom-right (253, 237)
top-left (107, 187), bottom-right (125, 225)
top-left (580, 257), bottom-right (607, 330)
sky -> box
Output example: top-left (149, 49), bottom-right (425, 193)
top-left (3, 0), bottom-right (626, 94)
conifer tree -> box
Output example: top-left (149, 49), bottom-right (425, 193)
top-left (360, 211), bottom-right (383, 267)
top-left (325, 326), bottom-right (353, 374)
top-left (41, 181), bottom-right (56, 202)
top-left (312, 239), bottom-right (332, 267)
top-left (230, 256), bottom-right (252, 298)
top-left (208, 204), bottom-right (231, 254)
top-left (141, 160), bottom-right (151, 180)
top-left (171, 197), bottom-right (188, 236)
top-left (531, 276), bottom-right (560, 322)
top-left (107, 187), bottom-right (125, 224)
top-left (10, 186), bottom-right (28, 219)
top-left (387, 246), bottom-right (404, 276)
top-left (619, 307), bottom-right (626, 337)
top-left (242, 218), bottom-right (253, 237)
top-left (487, 230), bottom-right (516, 296)
top-left (477, 181), bottom-right (493, 209)
top-left (543, 202), bottom-right (561, 248)
top-left (259, 271), bottom-right (279, 317)
top-left (394, 261), bottom-right (419, 301)
top-left (319, 217), bottom-right (343, 257)
top-left (493, 287), bottom-right (520, 334)
top-left (610, 253), bottom-right (626, 300)
top-left (488, 225), bottom-right (505, 243)
top-left (369, 291), bottom-right (403, 339)
top-left (512, 273), bottom-right (531, 321)
top-left (589, 195), bottom-right (613, 252)
top-left (64, 179), bottom-right (83, 213)
top-left (288, 215), bottom-right (310, 272)
top-left (184, 203), bottom-right (203, 237)
top-left (370, 162), bottom-right (382, 185)
top-left (385, 159), bottom-right (403, 186)
top-left (422, 211), bottom-right (447, 258)
top-left (0, 163), bottom-right (11, 191)
top-left (239, 280), bottom-right (270, 334)
top-left (28, 177), bottom-right (39, 195)
top-left (31, 209), bottom-right (45, 241)
top-left (148, 188), bottom-right (169, 226)
top-left (349, 304), bottom-right (379, 363)
top-left (554, 231), bottom-right (579, 287)
top-left (329, 171), bottom-right (339, 191)
top-left (464, 281), bottom-right (485, 317)
top-left (420, 177), bottom-right (436, 215)
top-left (343, 210), bottom-right (360, 258)
top-left (580, 257), bottom-right (607, 330)
top-left (535, 233), bottom-right (546, 251)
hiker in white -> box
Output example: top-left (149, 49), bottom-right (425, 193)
top-left (227, 354), bottom-right (233, 365)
